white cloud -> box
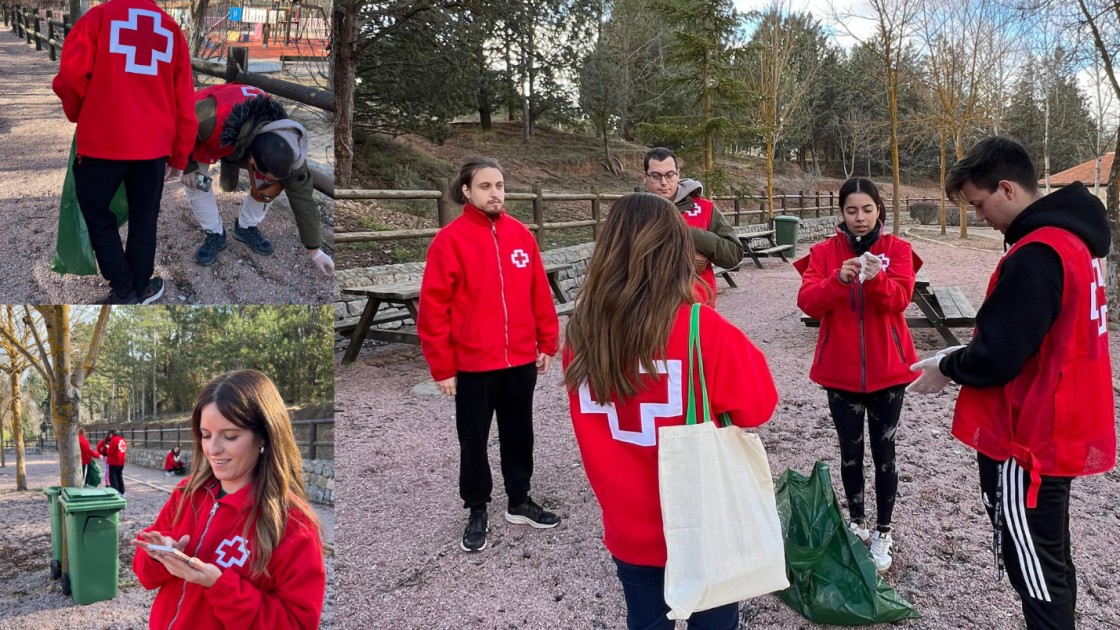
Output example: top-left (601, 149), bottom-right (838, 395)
top-left (733, 0), bottom-right (878, 50)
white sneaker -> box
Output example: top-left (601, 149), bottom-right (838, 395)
top-left (870, 530), bottom-right (893, 573)
top-left (848, 521), bottom-right (870, 542)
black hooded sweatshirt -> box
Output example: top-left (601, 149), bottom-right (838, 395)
top-left (940, 182), bottom-right (1112, 387)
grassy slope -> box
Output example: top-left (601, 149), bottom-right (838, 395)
top-left (338, 122), bottom-right (939, 267)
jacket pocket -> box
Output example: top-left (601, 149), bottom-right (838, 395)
top-left (815, 329), bottom-right (831, 367)
top-left (890, 326), bottom-right (906, 363)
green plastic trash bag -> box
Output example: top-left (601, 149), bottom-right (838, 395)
top-left (51, 136), bottom-right (129, 276)
top-left (85, 459), bottom-right (102, 488)
top-left (775, 461), bottom-right (921, 625)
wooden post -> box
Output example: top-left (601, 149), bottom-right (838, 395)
top-left (435, 177), bottom-right (452, 227)
top-left (758, 188), bottom-right (766, 224)
top-left (25, 9), bottom-right (33, 43)
top-left (815, 192), bottom-right (821, 218)
top-left (591, 186), bottom-right (602, 241)
top-left (733, 197), bottom-right (742, 226)
top-left (308, 421), bottom-right (318, 460)
top-left (829, 191), bottom-right (835, 216)
top-left (780, 194), bottom-right (786, 216)
top-left (226, 46), bottom-right (249, 83)
top-left (63, 13), bottom-right (70, 41)
top-left (33, 12), bottom-right (41, 51)
top-left (532, 183), bottom-right (544, 247)
top-left (47, 10), bottom-right (55, 60)
top-left (798, 190), bottom-right (805, 219)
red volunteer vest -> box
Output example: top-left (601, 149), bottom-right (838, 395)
top-left (952, 227), bottom-right (1115, 506)
top-left (680, 197), bottom-right (717, 304)
top-left (192, 83), bottom-right (266, 165)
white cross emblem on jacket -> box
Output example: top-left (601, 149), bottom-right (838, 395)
top-left (109, 8), bottom-right (174, 76)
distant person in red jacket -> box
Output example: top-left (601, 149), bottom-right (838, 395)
top-left (794, 177), bottom-right (921, 573)
top-left (909, 137), bottom-right (1115, 630)
top-left (417, 157), bottom-right (561, 553)
top-left (103, 429), bottom-right (128, 495)
top-left (164, 446), bottom-right (186, 476)
top-left (642, 148), bottom-right (744, 306)
top-left (78, 428), bottom-right (100, 484)
top-left (564, 193), bottom-right (778, 629)
top-left (52, 0), bottom-right (197, 304)
top-left (132, 369), bottom-right (325, 629)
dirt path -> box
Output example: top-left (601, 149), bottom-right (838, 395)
top-left (335, 233), bottom-right (1120, 629)
top-left (0, 35), bottom-right (332, 305)
top-left (0, 452), bottom-right (336, 629)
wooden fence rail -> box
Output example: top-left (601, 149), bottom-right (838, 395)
top-left (337, 185), bottom-right (943, 246)
top-left (37, 418), bottom-right (335, 460)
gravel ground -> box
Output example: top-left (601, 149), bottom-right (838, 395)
top-left (0, 36), bottom-right (333, 305)
top-left (336, 229), bottom-right (1120, 629)
top-left (0, 452), bottom-right (336, 629)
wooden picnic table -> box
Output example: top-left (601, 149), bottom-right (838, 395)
top-left (736, 228), bottom-right (793, 269)
top-left (340, 261), bottom-right (575, 363)
top-left (800, 268), bottom-right (978, 345)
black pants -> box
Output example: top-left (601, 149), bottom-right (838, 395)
top-left (978, 454), bottom-right (1075, 630)
top-left (108, 464), bottom-right (125, 495)
top-left (456, 362), bottom-right (537, 510)
top-left (73, 156), bottom-right (167, 296)
top-left (825, 385), bottom-right (905, 529)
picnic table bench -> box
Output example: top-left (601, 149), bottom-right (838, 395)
top-left (800, 268), bottom-right (978, 345)
top-left (339, 261), bottom-right (575, 363)
top-left (736, 228), bottom-right (793, 269)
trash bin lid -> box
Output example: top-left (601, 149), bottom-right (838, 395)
top-left (774, 215), bottom-right (801, 223)
top-left (43, 485), bottom-right (62, 497)
top-left (60, 487), bottom-right (126, 512)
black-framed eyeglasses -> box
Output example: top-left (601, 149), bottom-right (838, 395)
top-left (645, 171), bottom-right (679, 183)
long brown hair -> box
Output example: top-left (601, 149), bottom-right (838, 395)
top-left (175, 369), bottom-right (321, 577)
top-left (564, 193), bottom-right (697, 403)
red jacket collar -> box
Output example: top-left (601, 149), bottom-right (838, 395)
top-left (463, 203), bottom-right (505, 226)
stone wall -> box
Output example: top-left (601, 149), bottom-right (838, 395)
top-left (126, 447), bottom-right (334, 506)
top-left (334, 224), bottom-right (833, 334)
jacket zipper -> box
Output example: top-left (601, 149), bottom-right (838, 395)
top-left (491, 221), bottom-right (511, 368)
top-left (167, 494), bottom-right (221, 630)
top-left (858, 284), bottom-right (867, 392)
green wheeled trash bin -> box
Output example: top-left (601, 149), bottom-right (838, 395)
top-left (60, 487), bottom-right (127, 605)
top-left (774, 215), bottom-right (801, 258)
top-left (42, 486), bottom-right (63, 580)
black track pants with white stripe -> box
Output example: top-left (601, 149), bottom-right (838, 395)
top-left (978, 453), bottom-right (1075, 630)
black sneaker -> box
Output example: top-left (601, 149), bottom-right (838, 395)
top-left (99, 288), bottom-right (139, 305)
top-left (137, 277), bottom-right (165, 305)
top-left (461, 508), bottom-right (488, 552)
top-left (195, 230), bottom-right (227, 266)
top-left (505, 497), bottom-right (560, 529)
top-left (233, 223), bottom-right (274, 255)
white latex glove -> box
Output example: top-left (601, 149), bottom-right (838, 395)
top-left (936, 344), bottom-right (966, 358)
top-left (907, 354), bottom-right (952, 394)
top-left (312, 249), bottom-right (335, 277)
top-left (858, 251), bottom-right (882, 283)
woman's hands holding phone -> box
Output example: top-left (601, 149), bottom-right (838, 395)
top-left (134, 531), bottom-right (222, 588)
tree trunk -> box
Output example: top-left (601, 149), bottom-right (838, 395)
top-left (10, 372), bottom-right (25, 490)
top-left (1107, 131), bottom-right (1120, 321)
top-left (44, 307), bottom-right (81, 489)
top-left (887, 65), bottom-right (902, 234)
top-left (332, 0), bottom-right (357, 187)
top-left (939, 128), bottom-right (947, 236)
top-left (152, 331), bottom-right (157, 418)
top-left (189, 0), bottom-right (211, 58)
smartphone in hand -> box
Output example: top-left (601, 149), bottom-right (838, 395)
top-left (147, 543), bottom-right (193, 563)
